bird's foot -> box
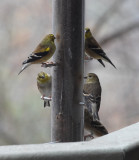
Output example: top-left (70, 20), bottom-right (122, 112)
top-left (56, 112), bottom-right (63, 119)
top-left (41, 62), bottom-right (57, 68)
top-left (84, 134), bottom-right (94, 141)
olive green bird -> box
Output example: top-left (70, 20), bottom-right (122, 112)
top-left (18, 34), bottom-right (56, 75)
top-left (84, 108), bottom-right (108, 140)
top-left (37, 72), bottom-right (52, 107)
top-left (83, 73), bottom-right (101, 120)
top-left (85, 28), bottom-right (116, 68)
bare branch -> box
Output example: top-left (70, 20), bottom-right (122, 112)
top-left (93, 0), bottom-right (126, 36)
top-left (100, 22), bottom-right (139, 45)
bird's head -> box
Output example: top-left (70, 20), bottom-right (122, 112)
top-left (85, 28), bottom-right (92, 39)
top-left (84, 73), bottom-right (99, 83)
top-left (47, 34), bottom-right (56, 42)
top-left (37, 72), bottom-right (51, 84)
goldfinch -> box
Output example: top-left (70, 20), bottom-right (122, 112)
top-left (18, 34), bottom-right (56, 75)
top-left (37, 72), bottom-right (51, 107)
top-left (83, 73), bottom-right (101, 120)
top-left (85, 28), bottom-right (116, 68)
top-left (84, 108), bottom-right (108, 140)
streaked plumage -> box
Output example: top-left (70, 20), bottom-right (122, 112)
top-left (37, 72), bottom-right (51, 107)
top-left (18, 34), bottom-right (56, 75)
top-left (85, 28), bottom-right (116, 68)
top-left (84, 108), bottom-right (108, 139)
top-left (83, 73), bottom-right (101, 120)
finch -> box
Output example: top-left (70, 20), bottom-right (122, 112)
top-left (83, 73), bottom-right (101, 120)
top-left (85, 28), bottom-right (116, 68)
top-left (18, 34), bottom-right (56, 75)
top-left (84, 108), bottom-right (108, 140)
top-left (37, 72), bottom-right (52, 107)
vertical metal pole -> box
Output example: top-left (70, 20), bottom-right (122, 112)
top-left (52, 0), bottom-right (85, 142)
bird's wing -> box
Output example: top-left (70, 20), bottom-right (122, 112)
top-left (89, 94), bottom-right (101, 112)
top-left (88, 40), bottom-right (108, 59)
top-left (23, 47), bottom-right (50, 64)
top-left (83, 92), bottom-right (101, 120)
top-left (88, 39), bottom-right (116, 68)
top-left (83, 83), bottom-right (101, 112)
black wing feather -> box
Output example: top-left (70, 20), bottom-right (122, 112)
top-left (88, 43), bottom-right (116, 68)
top-left (23, 51), bottom-right (49, 64)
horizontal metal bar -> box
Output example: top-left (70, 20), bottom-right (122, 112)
top-left (0, 123), bottom-right (139, 160)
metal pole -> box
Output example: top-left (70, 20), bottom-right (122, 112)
top-left (52, 0), bottom-right (85, 142)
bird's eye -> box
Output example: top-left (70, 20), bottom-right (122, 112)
top-left (86, 29), bottom-right (89, 33)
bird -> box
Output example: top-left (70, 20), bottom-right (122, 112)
top-left (83, 73), bottom-right (101, 120)
top-left (84, 108), bottom-right (108, 140)
top-left (37, 72), bottom-right (52, 107)
top-left (85, 28), bottom-right (116, 68)
top-left (18, 34), bottom-right (56, 75)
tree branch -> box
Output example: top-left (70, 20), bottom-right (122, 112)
top-left (93, 0), bottom-right (126, 36)
top-left (100, 22), bottom-right (139, 45)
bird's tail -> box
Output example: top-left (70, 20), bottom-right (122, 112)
top-left (108, 59), bottom-right (116, 69)
top-left (98, 59), bottom-right (105, 67)
top-left (18, 63), bottom-right (31, 75)
top-left (91, 120), bottom-right (108, 135)
top-left (44, 100), bottom-right (50, 107)
top-left (105, 56), bottom-right (116, 69)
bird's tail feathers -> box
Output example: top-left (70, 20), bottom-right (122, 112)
top-left (108, 59), bottom-right (116, 69)
top-left (91, 120), bottom-right (108, 135)
top-left (98, 59), bottom-right (105, 67)
top-left (105, 56), bottom-right (116, 69)
top-left (18, 63), bottom-right (31, 75)
top-left (44, 100), bottom-right (50, 107)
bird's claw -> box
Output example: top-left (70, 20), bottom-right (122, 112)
top-left (84, 134), bottom-right (94, 141)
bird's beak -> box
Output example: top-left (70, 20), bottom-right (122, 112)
top-left (84, 76), bottom-right (87, 79)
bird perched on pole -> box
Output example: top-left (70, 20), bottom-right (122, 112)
top-left (83, 73), bottom-right (101, 120)
top-left (37, 72), bottom-right (52, 107)
top-left (85, 28), bottom-right (116, 68)
top-left (84, 108), bottom-right (108, 140)
top-left (18, 34), bottom-right (56, 75)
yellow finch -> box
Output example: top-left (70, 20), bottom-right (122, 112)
top-left (83, 73), bottom-right (101, 120)
top-left (18, 34), bottom-right (56, 75)
top-left (84, 108), bottom-right (108, 140)
top-left (85, 28), bottom-right (116, 68)
top-left (37, 72), bottom-right (51, 107)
